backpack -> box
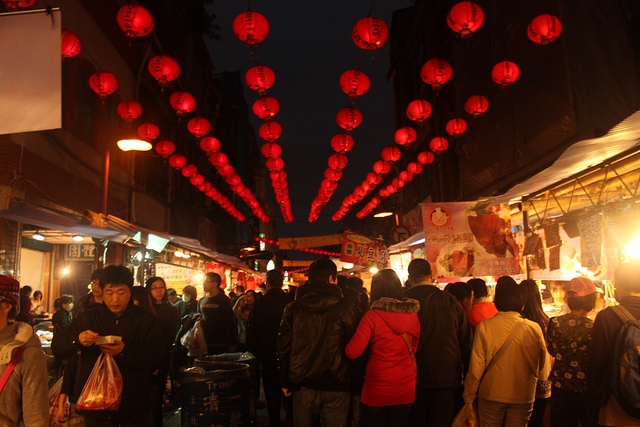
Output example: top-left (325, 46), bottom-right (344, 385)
top-left (610, 305), bottom-right (640, 418)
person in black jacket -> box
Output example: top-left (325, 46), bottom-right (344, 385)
top-left (404, 259), bottom-right (472, 427)
top-left (199, 272), bottom-right (236, 355)
top-left (247, 269), bottom-right (294, 427)
top-left (52, 264), bottom-right (162, 427)
top-left (277, 258), bottom-right (359, 427)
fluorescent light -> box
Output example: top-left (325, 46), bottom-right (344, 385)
top-left (72, 235), bottom-right (84, 242)
top-left (117, 138), bottom-right (152, 152)
top-left (373, 211), bottom-right (394, 218)
top-left (32, 231), bottom-right (45, 241)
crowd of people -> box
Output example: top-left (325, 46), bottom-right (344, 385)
top-left (2, 260), bottom-right (640, 426)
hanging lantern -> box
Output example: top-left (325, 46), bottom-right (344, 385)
top-left (232, 11), bottom-right (270, 46)
top-left (406, 99), bottom-right (432, 123)
top-left (261, 142), bottom-right (283, 158)
top-left (464, 95), bottom-right (489, 117)
top-left (352, 17), bottom-right (389, 51)
top-left (330, 133), bottom-right (355, 153)
top-left (245, 65), bottom-right (275, 94)
top-left (407, 162), bottom-right (423, 175)
top-left (209, 152), bottom-right (229, 167)
top-left (181, 164), bottom-right (198, 178)
top-left (258, 121), bottom-right (282, 141)
top-left (491, 61), bottom-right (520, 89)
top-left (527, 14), bottom-right (562, 45)
top-left (420, 58), bottom-right (453, 90)
top-left (138, 123), bottom-right (160, 141)
top-left (339, 69), bottom-right (370, 98)
top-left (187, 117), bottom-right (211, 139)
top-left (367, 172), bottom-right (382, 185)
top-left (328, 153), bottom-right (348, 171)
top-left (189, 174), bottom-right (205, 186)
top-left (199, 136), bottom-right (221, 154)
top-left (168, 154), bottom-right (187, 169)
top-left (199, 181), bottom-right (212, 193)
top-left (394, 127), bottom-right (417, 146)
top-left (417, 151), bottom-right (436, 165)
top-left (154, 140), bottom-right (175, 157)
top-left (88, 71), bottom-right (118, 98)
top-left (148, 54), bottom-right (181, 87)
top-left (252, 97), bottom-right (280, 120)
top-left (1, 0), bottom-right (35, 9)
top-left (381, 145), bottom-right (401, 162)
top-left (219, 165), bottom-right (235, 177)
top-left (266, 157), bottom-right (285, 172)
top-left (325, 168), bottom-right (343, 182)
top-left (429, 137), bottom-right (449, 153)
top-left (335, 106), bottom-right (363, 131)
top-left (446, 118), bottom-right (467, 137)
top-left (169, 91), bottom-right (196, 116)
top-left (116, 5), bottom-right (154, 39)
top-left (61, 29), bottom-right (81, 58)
top-left (399, 171), bottom-right (414, 182)
top-left (117, 100), bottom-right (142, 122)
top-left (447, 2), bottom-right (484, 38)
top-left (373, 160), bottom-right (391, 175)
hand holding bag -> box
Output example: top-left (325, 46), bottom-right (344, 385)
top-left (451, 402), bottom-right (478, 427)
top-left (76, 352), bottom-right (123, 411)
top-left (180, 317), bottom-right (207, 357)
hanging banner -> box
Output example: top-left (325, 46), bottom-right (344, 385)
top-left (421, 202), bottom-right (520, 281)
top-left (340, 232), bottom-right (389, 267)
top-left (279, 234), bottom-right (343, 250)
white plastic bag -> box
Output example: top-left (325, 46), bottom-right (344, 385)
top-left (180, 318), bottom-right (208, 357)
top-left (451, 402), bottom-right (477, 427)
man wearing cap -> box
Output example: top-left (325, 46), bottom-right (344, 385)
top-left (547, 276), bottom-right (598, 427)
top-left (0, 274), bottom-right (49, 426)
top-left (52, 264), bottom-right (162, 426)
top-left (590, 263), bottom-right (640, 426)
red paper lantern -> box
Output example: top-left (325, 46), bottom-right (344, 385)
top-left (330, 133), bottom-right (355, 153)
top-left (199, 181), bottom-right (212, 193)
top-left (324, 168), bottom-right (342, 182)
top-left (154, 140), bottom-right (175, 157)
top-left (258, 121), bottom-right (282, 141)
top-left (169, 91), bottom-right (196, 116)
top-left (219, 165), bottom-right (235, 177)
top-left (245, 65), bottom-right (275, 94)
top-left (187, 117), bottom-right (211, 139)
top-left (339, 69), bottom-right (370, 98)
top-left (88, 71), bottom-right (118, 98)
top-left (2, 0), bottom-right (35, 9)
top-left (528, 14), bottom-right (562, 45)
top-left (352, 17), bottom-right (389, 51)
top-left (373, 160), bottom-right (391, 175)
top-left (117, 100), bottom-right (142, 122)
top-left (232, 11), bottom-right (270, 46)
top-left (367, 172), bottom-right (382, 185)
top-left (420, 58), bottom-right (453, 90)
top-left (381, 145), bottom-right (401, 162)
top-left (336, 106), bottom-right (363, 131)
top-left (394, 127), bottom-right (417, 146)
top-left (181, 164), bottom-right (198, 178)
top-left (266, 157), bottom-right (285, 172)
top-left (168, 154), bottom-right (187, 169)
top-left (328, 153), bottom-right (348, 170)
top-left (399, 171), bottom-right (414, 182)
top-left (138, 123), bottom-right (160, 141)
top-left (148, 54), bottom-right (181, 86)
top-left (491, 61), bottom-right (520, 89)
top-left (464, 95), bottom-right (489, 117)
top-left (189, 174), bottom-right (204, 186)
top-left (407, 162), bottom-right (423, 175)
top-left (252, 97), bottom-right (280, 120)
top-left (446, 118), bottom-right (467, 137)
top-left (199, 136), bottom-right (221, 154)
top-left (117, 5), bottom-right (154, 39)
top-left (447, 2), bottom-right (484, 38)
top-left (261, 142), bottom-right (283, 158)
top-left (406, 99), bottom-right (432, 123)
top-left (417, 151), bottom-right (435, 165)
top-left (61, 29), bottom-right (81, 58)
top-left (209, 152), bottom-right (229, 167)
top-left (429, 137), bottom-right (449, 153)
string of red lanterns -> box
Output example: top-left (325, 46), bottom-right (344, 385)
top-left (297, 247), bottom-right (341, 257)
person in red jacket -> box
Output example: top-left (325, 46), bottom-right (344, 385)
top-left (345, 268), bottom-right (420, 426)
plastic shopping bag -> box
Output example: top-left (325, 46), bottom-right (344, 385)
top-left (180, 317), bottom-right (208, 357)
top-left (451, 402), bottom-right (478, 427)
top-left (48, 375), bottom-right (66, 425)
top-left (76, 353), bottom-right (123, 412)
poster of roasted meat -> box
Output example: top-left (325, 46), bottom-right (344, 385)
top-left (421, 202), bottom-right (520, 280)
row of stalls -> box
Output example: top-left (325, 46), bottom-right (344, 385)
top-left (0, 198), bottom-right (264, 317)
top-left (387, 108), bottom-right (640, 318)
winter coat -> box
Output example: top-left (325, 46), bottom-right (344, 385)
top-left (345, 297), bottom-right (420, 406)
top-left (404, 283), bottom-right (472, 389)
top-left (0, 321), bottom-right (49, 427)
top-left (51, 302), bottom-right (162, 420)
top-left (198, 291), bottom-right (237, 351)
top-left (154, 301), bottom-right (178, 373)
top-left (277, 282), bottom-right (359, 391)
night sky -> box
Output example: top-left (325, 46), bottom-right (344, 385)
top-left (206, 1), bottom-right (414, 238)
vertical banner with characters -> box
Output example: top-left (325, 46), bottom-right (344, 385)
top-left (340, 232), bottom-right (389, 267)
top-left (422, 202), bottom-right (520, 281)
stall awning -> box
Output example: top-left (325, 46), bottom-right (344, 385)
top-left (478, 108), bottom-right (640, 208)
